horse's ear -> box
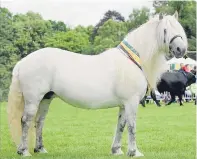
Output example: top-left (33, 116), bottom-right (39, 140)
top-left (174, 10), bottom-right (179, 20)
top-left (159, 13), bottom-right (163, 20)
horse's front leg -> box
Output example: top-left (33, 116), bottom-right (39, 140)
top-left (140, 96), bottom-right (146, 107)
top-left (111, 107), bottom-right (126, 155)
top-left (178, 94), bottom-right (183, 106)
top-left (124, 96), bottom-right (144, 157)
top-left (166, 94), bottom-right (175, 105)
top-left (150, 90), bottom-right (161, 107)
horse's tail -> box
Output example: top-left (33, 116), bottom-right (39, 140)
top-left (7, 62), bottom-right (35, 149)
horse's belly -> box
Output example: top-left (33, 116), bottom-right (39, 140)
top-left (56, 90), bottom-right (121, 109)
top-left (52, 59), bottom-right (120, 108)
top-left (53, 77), bottom-right (121, 109)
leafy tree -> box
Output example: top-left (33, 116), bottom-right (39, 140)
top-left (44, 30), bottom-right (90, 53)
top-left (13, 11), bottom-right (52, 57)
top-left (92, 10), bottom-right (125, 40)
top-left (93, 19), bottom-right (127, 54)
top-left (0, 8), bottom-right (19, 100)
top-left (49, 20), bottom-right (68, 32)
top-left (0, 8), bottom-right (16, 59)
top-left (126, 7), bottom-right (150, 31)
top-left (75, 25), bottom-right (94, 38)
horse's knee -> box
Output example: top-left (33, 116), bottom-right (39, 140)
top-left (21, 104), bottom-right (39, 126)
top-left (21, 114), bottom-right (33, 127)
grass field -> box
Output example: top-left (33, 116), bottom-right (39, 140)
top-left (0, 99), bottom-right (196, 159)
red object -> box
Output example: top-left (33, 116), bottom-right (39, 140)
top-left (182, 66), bottom-right (190, 72)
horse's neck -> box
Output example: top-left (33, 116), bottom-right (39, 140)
top-left (126, 21), bottom-right (167, 89)
top-left (142, 54), bottom-right (167, 89)
top-left (127, 21), bottom-right (159, 62)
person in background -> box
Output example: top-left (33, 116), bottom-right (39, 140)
top-left (184, 64), bottom-right (191, 72)
top-left (179, 63), bottom-right (184, 70)
top-left (181, 64), bottom-right (191, 72)
top-left (190, 65), bottom-right (197, 105)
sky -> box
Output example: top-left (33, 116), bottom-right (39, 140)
top-left (1, 0), bottom-right (154, 27)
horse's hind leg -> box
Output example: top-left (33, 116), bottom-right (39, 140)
top-left (124, 96), bottom-right (144, 157)
top-left (178, 94), bottom-right (183, 106)
top-left (111, 107), bottom-right (126, 155)
top-left (17, 103), bottom-right (39, 156)
top-left (34, 95), bottom-right (53, 153)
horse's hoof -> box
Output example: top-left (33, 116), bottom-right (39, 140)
top-left (17, 150), bottom-right (32, 157)
top-left (111, 147), bottom-right (124, 155)
top-left (34, 147), bottom-right (48, 153)
top-left (23, 151), bottom-right (32, 157)
top-left (113, 149), bottom-right (124, 155)
top-left (127, 149), bottom-right (144, 157)
top-left (133, 150), bottom-right (144, 157)
top-left (127, 149), bottom-right (135, 157)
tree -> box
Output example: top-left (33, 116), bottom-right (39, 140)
top-left (126, 7), bottom-right (150, 31)
top-left (44, 30), bottom-right (90, 53)
top-left (93, 19), bottom-right (127, 54)
top-left (13, 11), bottom-right (53, 57)
top-left (0, 8), bottom-right (19, 100)
top-left (92, 10), bottom-right (125, 41)
top-left (49, 20), bottom-right (68, 32)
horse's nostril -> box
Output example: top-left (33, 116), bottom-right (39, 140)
top-left (177, 47), bottom-right (180, 52)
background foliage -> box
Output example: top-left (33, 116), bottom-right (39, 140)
top-left (0, 1), bottom-right (196, 100)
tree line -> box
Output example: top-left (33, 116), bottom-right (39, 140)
top-left (0, 1), bottom-right (196, 100)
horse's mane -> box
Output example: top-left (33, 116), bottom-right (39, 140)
top-left (124, 13), bottom-right (187, 89)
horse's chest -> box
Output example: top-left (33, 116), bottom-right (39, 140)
top-left (114, 69), bottom-right (147, 99)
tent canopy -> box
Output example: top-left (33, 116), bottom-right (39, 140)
top-left (185, 58), bottom-right (196, 65)
top-left (167, 57), bottom-right (196, 65)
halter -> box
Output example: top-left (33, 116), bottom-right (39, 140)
top-left (163, 28), bottom-right (183, 56)
top-left (163, 29), bottom-right (183, 47)
top-left (169, 35), bottom-right (183, 44)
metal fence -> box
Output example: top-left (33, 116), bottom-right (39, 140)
top-left (145, 91), bottom-right (196, 104)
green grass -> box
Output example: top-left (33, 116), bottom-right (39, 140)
top-left (0, 99), bottom-right (196, 159)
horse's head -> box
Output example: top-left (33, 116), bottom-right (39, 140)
top-left (186, 72), bottom-right (196, 86)
top-left (191, 69), bottom-right (196, 76)
top-left (157, 11), bottom-right (187, 60)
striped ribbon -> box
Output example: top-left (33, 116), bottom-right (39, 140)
top-left (118, 40), bottom-right (142, 70)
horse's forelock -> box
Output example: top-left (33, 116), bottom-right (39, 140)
top-left (156, 14), bottom-right (187, 48)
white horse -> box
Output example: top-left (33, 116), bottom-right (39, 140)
top-left (7, 12), bottom-right (187, 157)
